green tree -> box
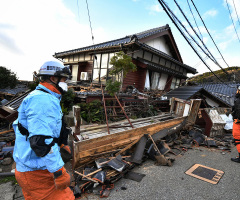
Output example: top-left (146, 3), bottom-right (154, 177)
top-left (106, 51), bottom-right (137, 95)
top-left (61, 88), bottom-right (76, 115)
top-left (0, 66), bottom-right (18, 89)
top-left (105, 80), bottom-right (122, 96)
top-left (109, 51), bottom-right (137, 78)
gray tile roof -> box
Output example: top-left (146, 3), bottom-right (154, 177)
top-left (136, 44), bottom-right (196, 73)
top-left (137, 57), bottom-right (188, 79)
top-left (199, 83), bottom-right (239, 106)
top-left (0, 84), bottom-right (28, 95)
top-left (164, 85), bottom-right (231, 107)
top-left (54, 25), bottom-right (170, 56)
top-left (165, 86), bottom-right (203, 100)
top-left (54, 25), bottom-right (196, 74)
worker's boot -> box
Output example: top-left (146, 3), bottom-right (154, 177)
top-left (231, 153), bottom-right (240, 163)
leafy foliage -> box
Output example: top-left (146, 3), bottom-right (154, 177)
top-left (0, 176), bottom-right (17, 184)
top-left (28, 80), bottom-right (39, 90)
top-left (105, 80), bottom-right (121, 96)
top-left (109, 51), bottom-right (137, 77)
top-left (61, 88), bottom-right (75, 115)
top-left (0, 66), bottom-right (18, 89)
top-left (78, 100), bottom-right (104, 123)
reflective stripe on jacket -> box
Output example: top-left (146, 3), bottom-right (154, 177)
top-left (13, 84), bottom-right (64, 173)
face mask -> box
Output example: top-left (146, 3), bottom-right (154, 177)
top-left (58, 82), bottom-right (68, 92)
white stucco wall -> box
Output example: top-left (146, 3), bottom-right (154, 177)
top-left (158, 73), bottom-right (168, 90)
top-left (203, 95), bottom-right (220, 107)
top-left (145, 37), bottom-right (173, 57)
top-left (72, 64), bottom-right (78, 81)
top-left (144, 70), bottom-right (150, 90)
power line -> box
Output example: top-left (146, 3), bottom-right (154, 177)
top-left (233, 0), bottom-right (240, 27)
top-left (170, 1), bottom-right (225, 76)
top-left (193, 56), bottom-right (208, 68)
top-left (187, 0), bottom-right (203, 40)
top-left (157, 0), bottom-right (227, 85)
top-left (86, 0), bottom-right (94, 45)
top-left (173, 0), bottom-right (229, 76)
top-left (85, 0), bottom-right (100, 82)
top-left (225, 0), bottom-right (240, 43)
top-left (190, 0), bottom-right (231, 68)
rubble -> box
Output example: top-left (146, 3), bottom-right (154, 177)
top-left (0, 86), bottom-right (236, 199)
top-left (71, 120), bottom-right (234, 198)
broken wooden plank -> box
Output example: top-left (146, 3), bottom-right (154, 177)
top-left (73, 116), bottom-right (186, 168)
top-left (74, 171), bottom-right (99, 183)
top-left (115, 137), bottom-right (142, 156)
top-left (76, 117), bottom-right (185, 152)
top-left (0, 129), bottom-right (14, 135)
top-left (78, 135), bottom-right (141, 159)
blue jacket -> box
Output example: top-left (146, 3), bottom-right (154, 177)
top-left (13, 84), bottom-right (64, 173)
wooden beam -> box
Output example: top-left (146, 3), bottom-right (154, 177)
top-left (76, 116), bottom-right (184, 152)
top-left (73, 116), bottom-right (186, 168)
top-left (74, 171), bottom-right (99, 183)
top-left (115, 136), bottom-right (142, 156)
top-left (0, 129), bottom-right (14, 135)
top-left (77, 135), bottom-right (141, 159)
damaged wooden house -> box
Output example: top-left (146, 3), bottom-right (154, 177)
top-left (54, 24), bottom-right (197, 94)
top-left (165, 86), bottom-right (232, 137)
top-left (52, 24), bottom-right (203, 169)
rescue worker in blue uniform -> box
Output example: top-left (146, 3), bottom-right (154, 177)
top-left (13, 60), bottom-right (75, 200)
top-left (231, 86), bottom-right (240, 163)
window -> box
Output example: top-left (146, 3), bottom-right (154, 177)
top-left (176, 78), bottom-right (180, 88)
top-left (170, 77), bottom-right (177, 89)
top-left (170, 77), bottom-right (180, 89)
top-left (92, 53), bottom-right (123, 83)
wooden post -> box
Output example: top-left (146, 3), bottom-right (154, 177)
top-left (73, 106), bottom-right (81, 141)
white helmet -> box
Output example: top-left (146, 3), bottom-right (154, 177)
top-left (37, 60), bottom-right (72, 79)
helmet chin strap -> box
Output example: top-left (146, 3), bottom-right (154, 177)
top-left (49, 76), bottom-right (64, 94)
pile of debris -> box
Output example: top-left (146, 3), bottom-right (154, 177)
top-left (71, 123), bottom-right (233, 198)
top-left (0, 128), bottom-right (15, 173)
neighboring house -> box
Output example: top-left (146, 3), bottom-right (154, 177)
top-left (165, 85), bottom-right (231, 137)
top-left (54, 24), bottom-right (197, 92)
top-left (199, 82), bottom-right (238, 106)
top-left (164, 86), bottom-right (231, 108)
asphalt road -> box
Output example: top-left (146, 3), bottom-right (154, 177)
top-left (105, 147), bottom-right (240, 200)
top-left (1, 146), bottom-right (239, 200)
top-left (81, 146), bottom-right (240, 200)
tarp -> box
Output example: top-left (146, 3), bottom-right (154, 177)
top-left (220, 114), bottom-right (233, 130)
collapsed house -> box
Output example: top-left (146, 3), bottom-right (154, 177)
top-left (164, 86), bottom-right (232, 137)
top-left (70, 96), bottom-right (233, 197)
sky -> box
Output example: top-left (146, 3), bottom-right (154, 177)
top-left (0, 0), bottom-right (240, 81)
